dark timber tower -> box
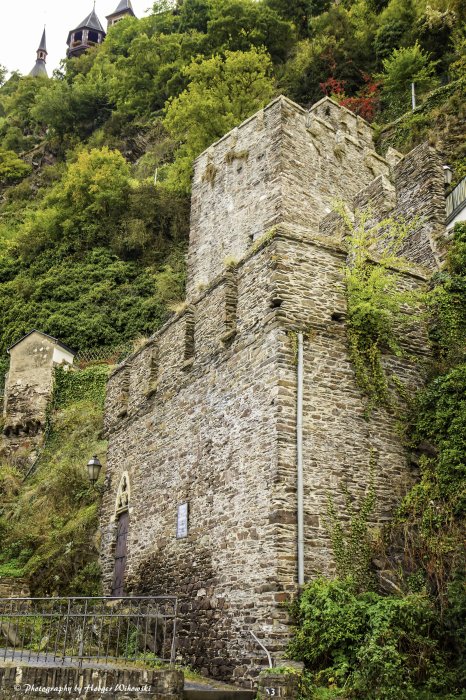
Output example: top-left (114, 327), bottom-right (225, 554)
top-left (29, 29), bottom-right (48, 78)
top-left (66, 5), bottom-right (106, 58)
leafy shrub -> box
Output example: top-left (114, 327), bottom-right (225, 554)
top-left (0, 148), bottom-right (32, 184)
top-left (341, 207), bottom-right (424, 413)
top-left (326, 479), bottom-right (376, 592)
top-left (289, 578), bottom-right (460, 699)
top-left (163, 48), bottom-right (275, 191)
top-left (0, 365), bottom-right (108, 595)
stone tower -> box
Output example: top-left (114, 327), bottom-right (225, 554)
top-left (99, 97), bottom-right (447, 683)
top-left (29, 28), bottom-right (48, 78)
top-left (106, 0), bottom-right (136, 30)
top-left (66, 6), bottom-right (106, 58)
top-left (2, 331), bottom-right (75, 457)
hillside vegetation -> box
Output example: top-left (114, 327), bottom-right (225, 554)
top-left (0, 365), bottom-right (108, 595)
top-left (0, 1), bottom-right (464, 698)
top-left (0, 0), bottom-right (465, 368)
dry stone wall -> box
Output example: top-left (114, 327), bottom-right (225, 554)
top-left (100, 96), bottom-right (444, 683)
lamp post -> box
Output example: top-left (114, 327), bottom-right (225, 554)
top-left (87, 455), bottom-right (103, 491)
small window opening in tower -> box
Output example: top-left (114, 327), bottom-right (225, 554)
top-left (73, 30), bottom-right (83, 44)
top-left (88, 30), bottom-right (99, 44)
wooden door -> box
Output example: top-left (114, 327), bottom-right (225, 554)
top-left (111, 511), bottom-right (129, 597)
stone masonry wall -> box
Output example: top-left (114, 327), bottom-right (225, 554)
top-left (101, 231), bottom-right (429, 683)
top-left (0, 577), bottom-right (30, 597)
top-left (187, 96), bottom-right (389, 299)
top-left (267, 230), bottom-right (428, 582)
top-left (101, 97), bottom-right (440, 684)
top-left (101, 241), bottom-right (288, 683)
top-left (3, 333), bottom-right (56, 436)
top-left (0, 666), bottom-right (183, 700)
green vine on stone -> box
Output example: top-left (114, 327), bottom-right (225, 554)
top-left (325, 458), bottom-right (377, 592)
top-left (338, 204), bottom-right (425, 415)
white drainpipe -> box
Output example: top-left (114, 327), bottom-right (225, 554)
top-left (297, 332), bottom-right (305, 587)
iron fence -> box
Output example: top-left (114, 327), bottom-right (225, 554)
top-left (74, 344), bottom-right (133, 367)
top-left (0, 596), bottom-right (178, 667)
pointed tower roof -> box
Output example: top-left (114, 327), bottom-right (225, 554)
top-left (67, 6), bottom-right (106, 49)
top-left (113, 0), bottom-right (134, 14)
top-left (72, 7), bottom-right (105, 33)
top-left (29, 28), bottom-right (48, 78)
top-left (38, 28), bottom-right (47, 53)
top-left (106, 0), bottom-right (135, 22)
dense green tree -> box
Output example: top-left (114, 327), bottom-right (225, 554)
top-left (178, 0), bottom-right (212, 32)
top-left (265, 0), bottom-right (331, 37)
top-left (379, 42), bottom-right (440, 117)
top-left (207, 0), bottom-right (295, 63)
top-left (16, 147), bottom-right (130, 257)
top-left (374, 0), bottom-right (418, 63)
top-left (0, 76), bottom-right (48, 151)
top-left (31, 73), bottom-right (113, 142)
top-left (163, 48), bottom-right (275, 191)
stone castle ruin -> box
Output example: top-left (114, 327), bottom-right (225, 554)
top-left (97, 96), bottom-right (447, 682)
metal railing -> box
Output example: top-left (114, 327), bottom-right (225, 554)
top-left (446, 176), bottom-right (466, 221)
top-left (74, 344), bottom-right (133, 367)
top-left (0, 596), bottom-right (178, 667)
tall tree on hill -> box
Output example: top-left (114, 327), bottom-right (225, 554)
top-left (265, 0), bottom-right (331, 37)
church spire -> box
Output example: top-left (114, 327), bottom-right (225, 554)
top-left (38, 28), bottom-right (47, 53)
top-left (29, 28), bottom-right (48, 78)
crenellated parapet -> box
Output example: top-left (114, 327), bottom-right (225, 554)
top-left (104, 235), bottom-right (275, 436)
top-left (104, 221), bottom-right (430, 437)
top-left (187, 96), bottom-right (392, 299)
top-left (319, 142), bottom-right (448, 270)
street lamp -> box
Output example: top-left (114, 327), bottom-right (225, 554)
top-left (87, 455), bottom-right (102, 485)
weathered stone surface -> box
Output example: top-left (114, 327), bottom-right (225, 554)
top-left (257, 672), bottom-right (300, 700)
top-left (0, 665), bottom-right (183, 699)
top-left (0, 577), bottom-right (30, 597)
top-left (1, 331), bottom-right (74, 460)
top-left (187, 96), bottom-right (389, 299)
top-left (99, 96), bottom-right (445, 684)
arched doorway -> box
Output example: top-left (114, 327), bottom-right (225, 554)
top-left (111, 473), bottom-right (130, 597)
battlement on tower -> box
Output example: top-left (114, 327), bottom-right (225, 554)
top-left (105, 97), bottom-right (447, 435)
top-left (187, 95), bottom-right (391, 298)
top-left (187, 96), bottom-right (447, 299)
